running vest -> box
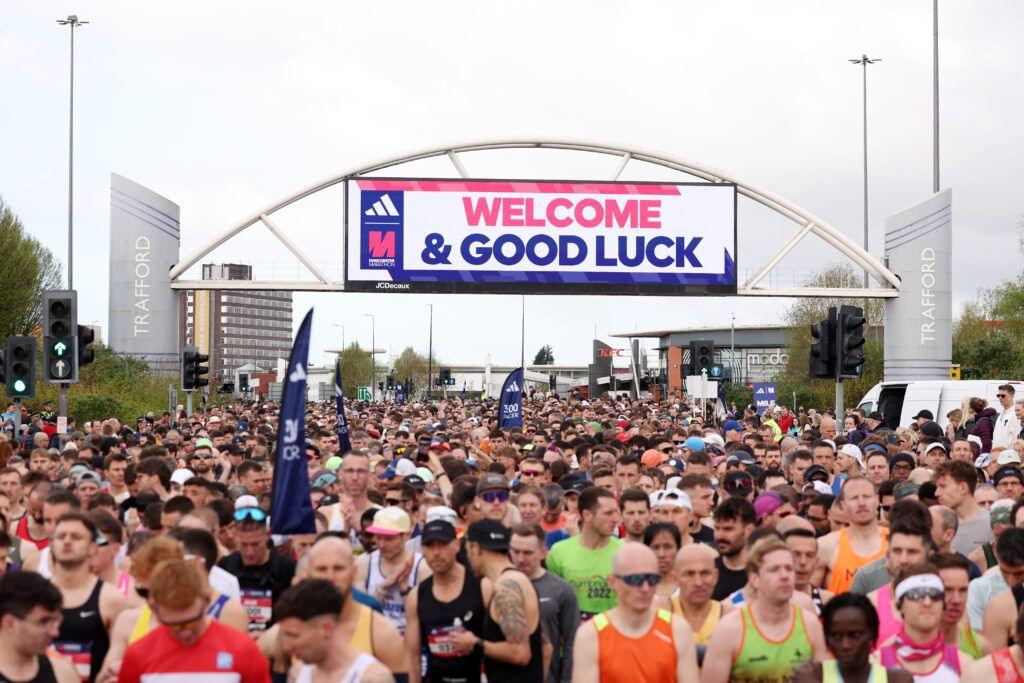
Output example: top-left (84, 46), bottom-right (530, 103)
top-left (879, 640), bottom-right (961, 682)
top-left (822, 660), bottom-right (888, 682)
top-left (875, 583), bottom-right (902, 646)
top-left (294, 652), bottom-right (378, 683)
top-left (731, 605), bottom-right (813, 683)
top-left (481, 569), bottom-right (543, 683)
top-left (363, 550), bottom-right (423, 634)
top-left (593, 609), bottom-right (676, 683)
top-left (15, 516), bottom-right (48, 551)
top-left (0, 654), bottom-right (58, 683)
top-left (416, 572), bottom-right (485, 683)
top-left (128, 594), bottom-right (231, 643)
top-left (828, 527), bottom-right (888, 595)
top-left (960, 623), bottom-right (983, 660)
top-left (991, 647), bottom-right (1024, 683)
top-left (349, 604), bottom-right (373, 655)
top-left (54, 579), bottom-right (107, 683)
top-left (669, 595), bottom-right (721, 646)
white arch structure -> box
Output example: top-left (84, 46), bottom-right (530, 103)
top-left (169, 138), bottom-right (900, 298)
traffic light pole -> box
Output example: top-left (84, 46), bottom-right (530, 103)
top-left (59, 384), bottom-right (68, 425)
top-left (14, 400), bottom-right (21, 437)
top-left (835, 379), bottom-right (844, 432)
top-left (186, 390), bottom-right (193, 419)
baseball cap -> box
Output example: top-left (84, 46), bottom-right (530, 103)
top-left (477, 472), bottom-right (511, 493)
top-left (863, 443), bottom-right (888, 456)
top-left (324, 456), bottom-right (343, 471)
top-left (466, 519), bottom-right (511, 550)
top-left (75, 471), bottom-right (102, 487)
top-left (311, 470), bottom-right (338, 489)
top-left (867, 411), bottom-right (885, 421)
top-left (426, 506), bottom-right (458, 526)
top-left (704, 433), bottom-right (726, 449)
top-left (804, 464), bottom-right (830, 483)
top-left (234, 494), bottom-right (260, 510)
top-left (995, 466), bottom-right (1024, 486)
top-left (683, 437), bottom-right (705, 452)
top-left (997, 451), bottom-right (1023, 466)
top-left (967, 435), bottom-right (984, 451)
top-left (920, 422), bottom-right (944, 440)
top-left (803, 481), bottom-right (833, 496)
top-left (975, 453), bottom-right (992, 468)
top-left (663, 458), bottom-right (686, 473)
top-left (641, 449), bottom-right (667, 468)
top-left (840, 444), bottom-right (866, 469)
top-left (912, 409), bottom-right (934, 421)
top-left (405, 474), bottom-right (427, 490)
top-left (924, 442), bottom-right (947, 456)
top-left (169, 469), bottom-right (195, 487)
top-left (366, 507), bottom-right (412, 536)
top-left (421, 520), bottom-right (457, 544)
top-left (723, 420), bottom-right (746, 433)
top-left (722, 470), bottom-right (754, 496)
top-left (194, 438), bottom-right (214, 450)
top-left (991, 503), bottom-right (1013, 528)
top-left (754, 492), bottom-right (783, 521)
top-left (662, 488), bottom-right (692, 510)
top-left (394, 459), bottom-right (417, 477)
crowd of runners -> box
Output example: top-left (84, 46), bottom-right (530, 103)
top-left (2, 385), bottom-right (1024, 681)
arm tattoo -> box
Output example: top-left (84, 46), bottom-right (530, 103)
top-left (494, 578), bottom-right (529, 644)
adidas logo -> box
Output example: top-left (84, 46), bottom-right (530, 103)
top-left (365, 194), bottom-right (400, 217)
top-left (507, 381), bottom-right (520, 392)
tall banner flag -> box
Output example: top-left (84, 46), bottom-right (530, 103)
top-left (498, 367), bottom-right (524, 430)
top-left (395, 382), bottom-right (405, 405)
top-left (461, 381), bottom-right (467, 400)
top-left (334, 361), bottom-right (352, 454)
top-left (753, 382), bottom-right (778, 414)
top-left (271, 309), bottom-right (316, 535)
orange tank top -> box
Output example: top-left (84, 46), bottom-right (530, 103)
top-left (593, 609), bottom-right (676, 683)
top-left (827, 527), bottom-right (888, 594)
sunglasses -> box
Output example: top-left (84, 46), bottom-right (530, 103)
top-left (806, 515), bottom-right (828, 523)
top-left (481, 490), bottom-right (509, 504)
top-left (157, 603), bottom-right (208, 633)
top-left (902, 587), bottom-right (944, 602)
top-left (385, 498), bottom-right (405, 506)
top-left (879, 504), bottom-right (893, 512)
top-left (998, 394), bottom-right (1007, 399)
top-left (725, 478), bottom-right (752, 492)
top-left (192, 453), bottom-right (212, 460)
top-left (135, 586), bottom-right (150, 599)
top-left (233, 507), bottom-right (267, 523)
top-left (659, 447), bottom-right (673, 454)
top-left (616, 572), bottom-right (661, 588)
top-left (521, 470), bottom-right (543, 477)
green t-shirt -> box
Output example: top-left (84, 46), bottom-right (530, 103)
top-left (546, 535), bottom-right (622, 617)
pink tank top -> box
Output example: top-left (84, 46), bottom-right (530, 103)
top-left (875, 583), bottom-right (903, 646)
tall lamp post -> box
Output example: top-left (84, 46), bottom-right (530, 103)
top-left (56, 15), bottom-right (88, 290)
top-left (427, 305), bottom-right (434, 401)
top-left (850, 54), bottom-right (881, 293)
top-left (333, 324), bottom-right (345, 352)
top-left (933, 0), bottom-right (940, 192)
top-left (364, 314), bottom-right (375, 401)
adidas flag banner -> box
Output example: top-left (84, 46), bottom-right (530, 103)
top-left (396, 381), bottom-right (405, 405)
top-left (461, 381), bottom-right (467, 400)
top-left (271, 308), bottom-right (316, 535)
top-left (498, 367), bottom-right (524, 430)
top-left (753, 382), bottom-right (778, 413)
top-left (334, 360), bottom-right (352, 454)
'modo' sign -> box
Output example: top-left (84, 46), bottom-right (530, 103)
top-left (346, 178), bottom-right (736, 295)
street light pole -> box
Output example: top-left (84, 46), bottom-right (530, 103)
top-left (333, 324), bottom-right (345, 351)
top-left (364, 314), bottom-right (375, 401)
top-left (57, 15), bottom-right (88, 290)
top-left (933, 0), bottom-right (940, 193)
top-left (427, 304), bottom-right (434, 400)
top-left (850, 54), bottom-right (881, 293)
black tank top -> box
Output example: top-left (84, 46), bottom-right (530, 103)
top-left (55, 579), bottom-right (107, 683)
top-left (417, 569), bottom-right (485, 683)
top-left (0, 655), bottom-right (57, 683)
top-left (481, 568), bottom-right (543, 683)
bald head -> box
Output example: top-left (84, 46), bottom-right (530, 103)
top-left (776, 514), bottom-right (814, 536)
top-left (674, 542), bottom-right (717, 568)
top-left (308, 535), bottom-right (353, 563)
top-left (612, 541), bottom-right (658, 575)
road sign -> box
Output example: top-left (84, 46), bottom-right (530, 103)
top-left (357, 386), bottom-right (372, 401)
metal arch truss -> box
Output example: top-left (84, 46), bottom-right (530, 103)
top-left (168, 138), bottom-right (901, 298)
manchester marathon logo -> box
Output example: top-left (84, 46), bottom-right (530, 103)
top-left (361, 191), bottom-right (403, 270)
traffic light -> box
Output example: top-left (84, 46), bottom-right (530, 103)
top-left (239, 374), bottom-right (249, 392)
top-left (809, 309), bottom-right (836, 379)
top-left (689, 340), bottom-right (714, 376)
top-left (440, 368), bottom-right (454, 386)
top-left (181, 346), bottom-right (210, 391)
top-left (77, 325), bottom-right (95, 368)
top-left (6, 336), bottom-right (36, 399)
top-left (42, 290), bottom-right (77, 383)
top-left (709, 363), bottom-right (724, 379)
top-left (386, 375), bottom-right (395, 391)
top-left (949, 364), bottom-right (961, 381)
top-left (835, 304), bottom-right (866, 379)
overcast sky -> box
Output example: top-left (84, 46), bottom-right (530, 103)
top-left (3, 1), bottom-right (1022, 368)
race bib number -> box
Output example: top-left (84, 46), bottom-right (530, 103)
top-left (240, 589), bottom-right (273, 632)
top-left (53, 640), bottom-right (92, 682)
top-left (427, 625), bottom-right (460, 658)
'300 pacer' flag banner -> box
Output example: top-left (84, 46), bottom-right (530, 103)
top-left (345, 178), bottom-right (736, 296)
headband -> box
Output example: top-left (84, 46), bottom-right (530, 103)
top-left (895, 573), bottom-right (944, 601)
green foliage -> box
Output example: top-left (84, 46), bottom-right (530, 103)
top-left (532, 345), bottom-right (555, 365)
top-left (335, 342), bottom-right (374, 399)
top-left (391, 346), bottom-right (432, 394)
top-left (0, 198), bottom-right (63, 336)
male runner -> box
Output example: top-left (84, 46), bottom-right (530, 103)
top-left (0, 570), bottom-right (79, 683)
top-left (818, 477), bottom-right (888, 595)
top-left (671, 543), bottom-right (730, 654)
top-left (701, 536), bottom-right (827, 683)
top-left (572, 543), bottom-right (699, 683)
top-left (275, 579), bottom-right (393, 683)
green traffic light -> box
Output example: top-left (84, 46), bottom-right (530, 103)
top-left (12, 380), bottom-right (26, 394)
top-left (52, 340), bottom-right (68, 357)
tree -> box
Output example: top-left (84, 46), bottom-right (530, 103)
top-left (532, 345), bottom-right (555, 365)
top-left (775, 262), bottom-right (884, 410)
top-left (0, 198), bottom-right (63, 336)
top-left (335, 342), bottom-right (374, 399)
top-left (391, 346), bottom-right (431, 394)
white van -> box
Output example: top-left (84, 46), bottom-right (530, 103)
top-left (856, 380), bottom-right (1022, 430)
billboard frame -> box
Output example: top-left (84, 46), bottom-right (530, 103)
top-left (343, 176), bottom-right (738, 297)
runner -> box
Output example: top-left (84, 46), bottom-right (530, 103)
top-left (820, 477), bottom-right (888, 595)
top-left (115, 557), bottom-right (269, 683)
top-left (670, 542), bottom-right (730, 663)
top-left (452, 520), bottom-right (544, 683)
top-left (877, 563), bottom-right (968, 681)
top-left (792, 592), bottom-right (912, 683)
top-left (508, 523), bottom-right (579, 683)
top-left (0, 570), bottom-right (79, 683)
top-left (710, 496), bottom-right (755, 600)
top-left (966, 601), bottom-right (1024, 681)
top-left (353, 506), bottom-right (429, 634)
top-left (701, 536), bottom-right (827, 683)
top-left (406, 518), bottom-right (488, 683)
top-left (275, 579), bottom-right (393, 683)
top-left (571, 543), bottom-right (698, 683)
top-left (933, 552), bottom-right (984, 660)
top-left (49, 513), bottom-right (127, 683)
top-left (547, 487), bottom-right (622, 620)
